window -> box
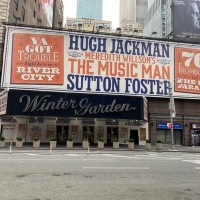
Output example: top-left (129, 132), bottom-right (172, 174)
top-left (37, 18), bottom-right (42, 25)
top-left (12, 14), bottom-right (17, 23)
top-left (21, 7), bottom-right (25, 21)
top-left (14, 0), bottom-right (19, 11)
top-left (33, 10), bottom-right (36, 18)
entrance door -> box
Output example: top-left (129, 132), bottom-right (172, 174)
top-left (130, 130), bottom-right (139, 145)
top-left (107, 127), bottom-right (118, 144)
top-left (56, 125), bottom-right (69, 143)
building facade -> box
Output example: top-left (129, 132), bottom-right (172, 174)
top-left (0, 0), bottom-right (10, 75)
top-left (119, 0), bottom-right (147, 35)
top-left (1, 23), bottom-right (200, 147)
top-left (8, 0), bottom-right (48, 27)
top-left (65, 17), bottom-right (112, 32)
top-left (52, 0), bottom-right (64, 28)
top-left (76, 0), bottom-right (103, 20)
top-left (143, 0), bottom-right (172, 38)
top-left (0, 0), bottom-right (64, 77)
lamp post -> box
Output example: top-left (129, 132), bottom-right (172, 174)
top-left (168, 82), bottom-right (176, 150)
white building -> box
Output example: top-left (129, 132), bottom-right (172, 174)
top-left (119, 0), bottom-right (148, 36)
top-left (65, 17), bottom-right (112, 33)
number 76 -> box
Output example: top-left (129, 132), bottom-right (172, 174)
top-left (182, 51), bottom-right (200, 68)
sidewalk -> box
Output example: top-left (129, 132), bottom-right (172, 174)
top-left (1, 143), bottom-right (200, 153)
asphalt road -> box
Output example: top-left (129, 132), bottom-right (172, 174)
top-left (0, 151), bottom-right (200, 200)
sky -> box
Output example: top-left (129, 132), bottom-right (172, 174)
top-left (63, 0), bottom-right (120, 29)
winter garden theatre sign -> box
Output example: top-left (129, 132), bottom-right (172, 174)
top-left (6, 91), bottom-right (144, 120)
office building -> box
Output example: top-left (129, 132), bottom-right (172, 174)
top-left (119, 0), bottom-right (148, 35)
top-left (65, 17), bottom-right (111, 32)
top-left (0, 0), bottom-right (10, 72)
top-left (0, 0), bottom-right (64, 73)
top-left (77, 0), bottom-right (103, 20)
top-left (52, 0), bottom-right (64, 28)
top-left (143, 0), bottom-right (172, 38)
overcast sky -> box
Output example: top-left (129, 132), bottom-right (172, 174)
top-left (63, 0), bottom-right (120, 29)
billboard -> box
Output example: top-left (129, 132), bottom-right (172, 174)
top-left (172, 0), bottom-right (200, 43)
top-left (41, 0), bottom-right (54, 27)
top-left (2, 26), bottom-right (200, 99)
top-left (11, 33), bottom-right (64, 84)
top-left (174, 47), bottom-right (200, 94)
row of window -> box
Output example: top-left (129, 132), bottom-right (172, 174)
top-left (14, 0), bottom-right (40, 12)
top-left (13, 0), bottom-right (41, 24)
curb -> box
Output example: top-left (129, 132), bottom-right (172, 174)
top-left (0, 147), bottom-right (200, 153)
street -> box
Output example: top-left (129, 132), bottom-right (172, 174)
top-left (0, 150), bottom-right (200, 200)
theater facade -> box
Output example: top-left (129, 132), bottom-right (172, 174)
top-left (0, 90), bottom-right (148, 145)
top-left (1, 25), bottom-right (200, 146)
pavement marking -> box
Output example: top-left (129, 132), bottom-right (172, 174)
top-left (23, 153), bottom-right (38, 156)
top-left (65, 154), bottom-right (97, 156)
top-left (101, 154), bottom-right (179, 160)
top-left (2, 158), bottom-right (107, 161)
top-left (83, 167), bottom-right (149, 170)
top-left (182, 160), bottom-right (200, 165)
top-left (195, 167), bottom-right (200, 169)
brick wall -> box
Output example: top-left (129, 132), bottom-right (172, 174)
top-left (8, 0), bottom-right (48, 26)
top-left (148, 97), bottom-right (200, 146)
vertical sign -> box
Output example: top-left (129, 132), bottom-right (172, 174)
top-left (18, 124), bottom-right (26, 138)
top-left (71, 125), bottom-right (78, 139)
top-left (46, 124), bottom-right (55, 138)
top-left (120, 127), bottom-right (128, 138)
top-left (97, 126), bottom-right (104, 139)
top-left (175, 47), bottom-right (200, 94)
top-left (0, 93), bottom-right (7, 115)
top-left (41, 0), bottom-right (54, 27)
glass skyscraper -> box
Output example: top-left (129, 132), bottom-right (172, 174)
top-left (77, 0), bottom-right (103, 20)
top-left (143, 0), bottom-right (172, 38)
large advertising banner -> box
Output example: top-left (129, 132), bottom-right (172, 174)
top-left (3, 26), bottom-right (200, 99)
top-left (2, 26), bottom-right (173, 97)
top-left (172, 0), bottom-right (200, 43)
top-left (175, 47), bottom-right (200, 94)
top-left (11, 33), bottom-right (64, 84)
